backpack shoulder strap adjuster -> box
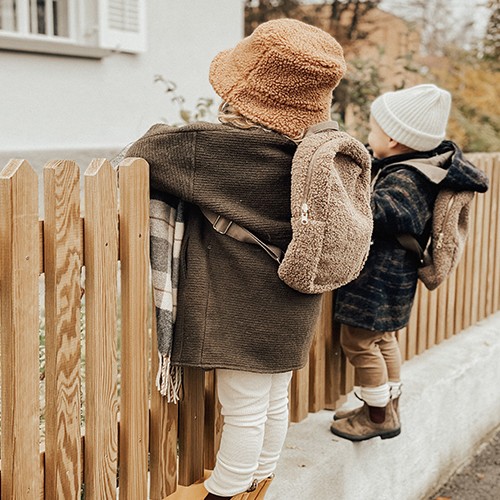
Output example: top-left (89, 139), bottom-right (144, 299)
top-left (212, 214), bottom-right (233, 235)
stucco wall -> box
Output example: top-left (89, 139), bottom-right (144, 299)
top-left (0, 0), bottom-right (244, 154)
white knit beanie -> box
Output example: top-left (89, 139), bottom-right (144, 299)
top-left (370, 84), bottom-right (452, 151)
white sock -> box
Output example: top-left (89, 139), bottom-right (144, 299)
top-left (389, 381), bottom-right (402, 399)
top-left (360, 384), bottom-right (390, 407)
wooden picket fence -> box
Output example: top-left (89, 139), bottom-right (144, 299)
top-left (0, 153), bottom-right (498, 499)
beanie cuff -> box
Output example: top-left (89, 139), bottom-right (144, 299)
top-left (371, 97), bottom-right (444, 151)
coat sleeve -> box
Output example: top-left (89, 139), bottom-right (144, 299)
top-left (371, 169), bottom-right (437, 236)
top-left (126, 123), bottom-right (196, 202)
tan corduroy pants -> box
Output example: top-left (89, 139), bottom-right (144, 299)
top-left (340, 324), bottom-right (401, 387)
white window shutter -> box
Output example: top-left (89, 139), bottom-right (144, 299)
top-left (98, 0), bottom-right (146, 53)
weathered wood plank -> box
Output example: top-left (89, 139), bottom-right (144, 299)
top-left (478, 158), bottom-right (493, 321)
top-left (178, 367), bottom-right (205, 485)
top-left (118, 158), bottom-right (150, 499)
top-left (471, 187), bottom-right (485, 325)
top-left (204, 370), bottom-right (223, 471)
top-left (290, 363), bottom-right (309, 423)
top-left (309, 293), bottom-right (330, 412)
top-left (84, 159), bottom-right (119, 499)
top-left (483, 159), bottom-right (497, 317)
top-left (405, 285), bottom-right (419, 359)
top-left (417, 283), bottom-right (429, 354)
top-left (0, 159), bottom-right (40, 498)
top-left (462, 190), bottom-right (477, 329)
top-left (43, 160), bottom-right (82, 499)
top-left (445, 269), bottom-right (456, 339)
top-left (150, 309), bottom-right (179, 499)
top-left (493, 155), bottom-right (500, 312)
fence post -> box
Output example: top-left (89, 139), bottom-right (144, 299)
top-left (43, 160), bottom-right (83, 499)
top-left (84, 159), bottom-right (119, 499)
top-left (492, 155), bottom-right (500, 312)
top-left (150, 309), bottom-right (179, 499)
top-left (308, 293), bottom-right (330, 412)
top-left (118, 158), bottom-right (150, 499)
top-left (178, 367), bottom-right (205, 485)
top-left (0, 160), bottom-right (41, 498)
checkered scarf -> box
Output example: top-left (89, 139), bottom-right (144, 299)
top-left (113, 146), bottom-right (184, 401)
top-left (150, 191), bottom-right (184, 402)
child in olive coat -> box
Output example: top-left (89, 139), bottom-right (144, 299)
top-left (129, 19), bottom-right (348, 499)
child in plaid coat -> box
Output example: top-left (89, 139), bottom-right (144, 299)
top-left (331, 84), bottom-right (488, 441)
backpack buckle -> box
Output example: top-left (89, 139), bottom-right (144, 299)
top-left (212, 215), bottom-right (233, 235)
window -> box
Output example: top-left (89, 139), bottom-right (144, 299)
top-left (0, 0), bottom-right (146, 58)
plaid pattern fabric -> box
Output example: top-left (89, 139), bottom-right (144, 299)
top-left (150, 190), bottom-right (184, 402)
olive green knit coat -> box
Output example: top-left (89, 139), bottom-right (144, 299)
top-left (127, 122), bottom-right (323, 373)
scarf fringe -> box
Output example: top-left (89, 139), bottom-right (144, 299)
top-left (156, 352), bottom-right (183, 403)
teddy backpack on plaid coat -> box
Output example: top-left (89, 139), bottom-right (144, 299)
top-left (396, 160), bottom-right (475, 291)
top-left (202, 121), bottom-right (373, 294)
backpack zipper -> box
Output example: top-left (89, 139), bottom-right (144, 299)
top-left (435, 195), bottom-right (455, 249)
top-left (300, 143), bottom-right (328, 225)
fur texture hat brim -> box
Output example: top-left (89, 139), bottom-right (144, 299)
top-left (209, 19), bottom-right (346, 138)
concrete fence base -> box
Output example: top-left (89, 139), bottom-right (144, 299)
top-left (268, 312), bottom-right (500, 500)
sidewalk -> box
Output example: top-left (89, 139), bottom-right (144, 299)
top-left (429, 424), bottom-right (500, 500)
top-left (266, 312), bottom-right (500, 500)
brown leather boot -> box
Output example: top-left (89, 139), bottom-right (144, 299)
top-left (204, 476), bottom-right (272, 500)
top-left (247, 475), bottom-right (274, 499)
top-left (330, 400), bottom-right (400, 441)
top-left (333, 403), bottom-right (364, 421)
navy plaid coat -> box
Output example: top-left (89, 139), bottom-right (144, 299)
top-left (334, 141), bottom-right (488, 332)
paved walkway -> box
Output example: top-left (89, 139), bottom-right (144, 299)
top-left (429, 425), bottom-right (500, 500)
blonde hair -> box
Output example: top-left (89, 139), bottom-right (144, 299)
top-left (217, 102), bottom-right (305, 142)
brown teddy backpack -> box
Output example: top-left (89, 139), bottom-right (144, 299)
top-left (202, 121), bottom-right (373, 294)
top-left (396, 159), bottom-right (474, 291)
top-left (277, 121), bottom-right (373, 293)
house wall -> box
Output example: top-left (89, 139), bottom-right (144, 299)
top-left (0, 0), bottom-right (244, 156)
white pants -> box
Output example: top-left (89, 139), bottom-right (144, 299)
top-left (204, 369), bottom-right (293, 497)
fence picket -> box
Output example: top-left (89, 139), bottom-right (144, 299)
top-left (396, 327), bottom-right (407, 363)
top-left (427, 284), bottom-right (438, 347)
top-left (118, 158), bottom-right (150, 499)
top-left (435, 278), bottom-right (448, 344)
top-left (484, 159), bottom-right (496, 317)
top-left (290, 363), bottom-right (309, 422)
top-left (462, 188), bottom-right (477, 330)
top-left (406, 285), bottom-right (419, 359)
top-left (308, 293), bottom-right (330, 412)
top-left (493, 155), bottom-right (500, 312)
top-left (178, 367), bottom-right (205, 485)
top-left (84, 159), bottom-right (119, 499)
top-left (324, 311), bottom-right (344, 409)
top-left (43, 160), bottom-right (83, 499)
top-left (204, 370), bottom-right (223, 471)
top-left (445, 269), bottom-right (457, 339)
top-left (478, 159), bottom-right (493, 321)
top-left (471, 187), bottom-right (485, 325)
top-left (150, 311), bottom-right (179, 499)
top-left (453, 242), bottom-right (466, 333)
top-left (417, 283), bottom-right (429, 354)
top-left (0, 160), bottom-right (40, 498)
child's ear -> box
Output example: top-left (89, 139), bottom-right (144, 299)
top-left (388, 137), bottom-right (400, 149)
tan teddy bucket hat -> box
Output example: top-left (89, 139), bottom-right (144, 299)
top-left (209, 18), bottom-right (346, 139)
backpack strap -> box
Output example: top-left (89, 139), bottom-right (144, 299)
top-left (395, 234), bottom-right (432, 266)
top-left (393, 159), bottom-right (449, 265)
top-left (200, 207), bottom-right (284, 264)
top-left (305, 120), bottom-right (339, 136)
top-left (398, 160), bottom-right (448, 184)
